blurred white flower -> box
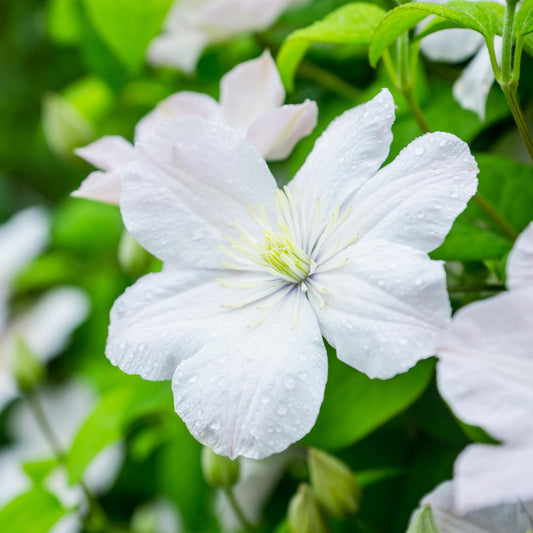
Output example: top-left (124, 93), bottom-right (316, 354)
top-left (130, 497), bottom-right (183, 533)
top-left (410, 481), bottom-right (533, 533)
top-left (147, 0), bottom-right (308, 73)
top-left (0, 381), bottom-right (124, 532)
top-left (106, 89), bottom-right (478, 459)
top-left (0, 208), bottom-right (90, 410)
top-left (436, 223), bottom-right (533, 511)
top-left (73, 51), bottom-right (317, 205)
top-left (419, 0), bottom-right (504, 120)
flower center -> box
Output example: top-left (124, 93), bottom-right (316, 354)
top-left (258, 230), bottom-right (311, 283)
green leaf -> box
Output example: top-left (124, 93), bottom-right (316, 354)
top-left (515, 0), bottom-right (533, 37)
top-left (369, 1), bottom-right (504, 66)
top-left (0, 488), bottom-right (66, 533)
top-left (22, 458), bottom-right (59, 484)
top-left (66, 380), bottom-right (171, 484)
top-left (432, 154), bottom-right (533, 261)
top-left (46, 0), bottom-right (82, 44)
top-left (81, 0), bottom-right (173, 73)
top-left (277, 3), bottom-right (386, 90)
top-left (406, 505), bottom-right (440, 533)
top-left (304, 354), bottom-right (434, 450)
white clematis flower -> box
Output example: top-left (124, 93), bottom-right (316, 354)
top-left (147, 0), bottom-right (308, 73)
top-left (409, 481), bottom-right (533, 533)
top-left (420, 0), bottom-right (503, 120)
top-left (436, 223), bottom-right (533, 512)
top-left (73, 51), bottom-right (317, 205)
top-left (106, 89), bottom-right (478, 459)
top-left (0, 208), bottom-right (90, 411)
top-left (0, 381), bottom-right (124, 532)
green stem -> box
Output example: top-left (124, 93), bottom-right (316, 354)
top-left (501, 85), bottom-right (533, 161)
top-left (401, 86), bottom-right (431, 134)
top-left (222, 487), bottom-right (256, 533)
top-left (25, 392), bottom-right (111, 533)
top-left (473, 193), bottom-right (518, 240)
top-left (501, 0), bottom-right (518, 84)
top-left (298, 61), bottom-right (362, 101)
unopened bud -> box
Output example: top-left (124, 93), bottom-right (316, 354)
top-left (201, 446), bottom-right (240, 488)
top-left (406, 505), bottom-right (439, 533)
top-left (308, 448), bottom-right (360, 519)
top-left (12, 337), bottom-right (44, 392)
top-left (287, 484), bottom-right (328, 533)
top-left (118, 230), bottom-right (152, 279)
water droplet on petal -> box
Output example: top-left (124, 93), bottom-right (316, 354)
top-left (414, 146), bottom-right (425, 156)
top-left (283, 375), bottom-right (296, 390)
top-left (260, 392), bottom-right (272, 405)
top-left (276, 403), bottom-right (288, 416)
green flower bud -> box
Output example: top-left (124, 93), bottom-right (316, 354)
top-left (201, 446), bottom-right (240, 488)
top-left (12, 337), bottom-right (44, 393)
top-left (406, 505), bottom-right (440, 533)
top-left (287, 484), bottom-right (328, 533)
top-left (118, 231), bottom-right (152, 279)
top-left (308, 448), bottom-right (361, 519)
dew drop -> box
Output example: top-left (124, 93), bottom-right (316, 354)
top-left (188, 374), bottom-right (198, 384)
top-left (414, 146), bottom-right (425, 156)
top-left (136, 343), bottom-right (148, 355)
top-left (283, 375), bottom-right (296, 390)
top-left (117, 341), bottom-right (128, 355)
top-left (276, 403), bottom-right (288, 416)
top-left (298, 371), bottom-right (309, 381)
top-left (260, 392), bottom-right (272, 405)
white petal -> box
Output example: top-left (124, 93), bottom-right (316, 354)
top-left (107, 269), bottom-right (278, 381)
top-left (135, 92), bottom-right (221, 142)
top-left (121, 117), bottom-right (277, 268)
top-left (0, 207), bottom-right (49, 285)
top-left (310, 238), bottom-right (450, 379)
top-left (290, 89), bottom-right (395, 232)
top-left (220, 51), bottom-right (285, 131)
top-left (420, 29), bottom-right (484, 63)
top-left (71, 169), bottom-right (122, 205)
top-left (421, 480), bottom-right (533, 533)
top-left (84, 443), bottom-right (124, 495)
top-left (172, 288), bottom-right (327, 459)
top-left (201, 0), bottom-right (290, 38)
top-left (350, 132), bottom-right (478, 253)
top-left (454, 444), bottom-right (533, 512)
top-left (507, 222), bottom-right (533, 290)
top-left (74, 135), bottom-right (133, 171)
top-left (247, 100), bottom-right (318, 161)
top-left (9, 287), bottom-right (89, 364)
top-left (0, 372), bottom-right (17, 413)
top-left (146, 30), bottom-right (208, 74)
top-left (453, 37), bottom-right (500, 120)
top-left (437, 289), bottom-right (533, 444)
top-left (0, 449), bottom-right (30, 506)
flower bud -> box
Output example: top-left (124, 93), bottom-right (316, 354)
top-left (12, 337), bottom-right (44, 393)
top-left (308, 448), bottom-right (360, 519)
top-left (118, 231), bottom-right (152, 279)
top-left (406, 505), bottom-right (439, 533)
top-left (201, 446), bottom-right (240, 488)
top-left (287, 484), bottom-right (328, 533)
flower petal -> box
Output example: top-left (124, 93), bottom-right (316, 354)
top-left (420, 29), bottom-right (484, 63)
top-left (453, 38), bottom-right (500, 120)
top-left (146, 29), bottom-right (208, 74)
top-left (454, 444), bottom-right (533, 512)
top-left (349, 132), bottom-right (478, 253)
top-left (437, 289), bottom-right (533, 444)
top-left (172, 288), bottom-right (327, 459)
top-left (220, 51), bottom-right (285, 131)
top-left (507, 222), bottom-right (533, 290)
top-left (421, 480), bottom-right (533, 533)
top-left (106, 268), bottom-right (279, 381)
top-left (247, 100), bottom-right (318, 161)
top-left (135, 92), bottom-right (221, 142)
top-left (290, 89), bottom-right (395, 231)
top-left (0, 207), bottom-right (49, 286)
top-left (0, 372), bottom-right (17, 413)
top-left (121, 117), bottom-right (277, 268)
top-left (15, 288), bottom-right (89, 363)
top-left (71, 170), bottom-right (122, 205)
top-left (310, 238), bottom-right (450, 379)
top-left (74, 135), bottom-right (133, 171)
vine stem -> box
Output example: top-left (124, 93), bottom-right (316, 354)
top-left (298, 61), bottom-right (362, 101)
top-left (222, 486), bottom-right (256, 533)
top-left (448, 283), bottom-right (506, 293)
top-left (25, 391), bottom-right (111, 532)
top-left (472, 194), bottom-right (518, 240)
top-left (498, 0), bottom-right (533, 161)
